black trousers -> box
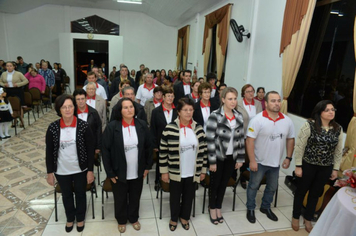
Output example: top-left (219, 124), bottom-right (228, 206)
top-left (209, 155), bottom-right (235, 209)
top-left (55, 171), bottom-right (87, 222)
top-left (292, 161), bottom-right (333, 221)
top-left (111, 177), bottom-right (143, 224)
top-left (55, 80), bottom-right (62, 97)
top-left (6, 87), bottom-right (25, 105)
top-left (170, 177), bottom-right (195, 222)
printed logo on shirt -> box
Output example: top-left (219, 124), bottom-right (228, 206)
top-left (269, 133), bottom-right (283, 141)
top-left (60, 140), bottom-right (76, 149)
top-left (125, 144), bottom-right (138, 153)
top-left (180, 145), bottom-right (196, 153)
top-left (248, 127), bottom-right (254, 132)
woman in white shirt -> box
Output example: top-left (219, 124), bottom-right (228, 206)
top-left (102, 98), bottom-right (152, 233)
top-left (46, 94), bottom-right (95, 233)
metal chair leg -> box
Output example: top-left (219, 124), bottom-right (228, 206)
top-left (102, 187), bottom-right (105, 220)
top-left (159, 189), bottom-right (163, 219)
top-left (54, 190), bottom-right (58, 222)
top-left (202, 186), bottom-right (206, 213)
top-left (91, 185), bottom-right (95, 219)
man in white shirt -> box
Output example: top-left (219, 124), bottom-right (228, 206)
top-left (83, 72), bottom-right (107, 100)
top-left (136, 73), bottom-right (156, 106)
top-left (245, 91), bottom-right (295, 224)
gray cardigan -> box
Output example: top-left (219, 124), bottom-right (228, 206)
top-left (206, 106), bottom-right (245, 165)
top-left (237, 98), bottom-right (262, 134)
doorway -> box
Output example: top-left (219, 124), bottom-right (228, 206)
top-left (73, 39), bottom-right (109, 88)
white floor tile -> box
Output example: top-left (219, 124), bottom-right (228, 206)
top-left (122, 218), bottom-right (158, 236)
top-left (255, 208), bottom-right (291, 230)
top-left (156, 217), bottom-right (197, 236)
top-left (223, 210), bottom-right (265, 234)
top-left (82, 221), bottom-right (121, 236)
top-left (42, 224), bottom-right (82, 236)
top-left (191, 214), bottom-right (232, 236)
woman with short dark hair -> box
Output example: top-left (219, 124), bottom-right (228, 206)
top-left (46, 94), bottom-right (95, 233)
top-left (291, 100), bottom-right (343, 233)
top-left (160, 97), bottom-right (207, 231)
top-left (102, 97), bottom-right (152, 233)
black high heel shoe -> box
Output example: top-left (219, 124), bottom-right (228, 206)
top-left (65, 222), bottom-right (74, 233)
top-left (169, 220), bottom-right (177, 231)
top-left (180, 218), bottom-right (190, 230)
top-left (77, 222), bottom-right (85, 232)
top-left (209, 207), bottom-right (218, 225)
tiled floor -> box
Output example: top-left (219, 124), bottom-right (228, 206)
top-left (0, 108), bottom-right (308, 236)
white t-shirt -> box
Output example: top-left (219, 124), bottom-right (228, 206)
top-left (200, 104), bottom-right (210, 132)
top-left (243, 100), bottom-right (257, 120)
top-left (56, 126), bottom-right (83, 175)
top-left (7, 71), bottom-right (14, 87)
top-left (246, 110), bottom-right (295, 167)
top-left (136, 83), bottom-right (157, 106)
top-left (226, 117), bottom-right (236, 155)
top-left (86, 98), bottom-right (96, 109)
top-left (179, 127), bottom-right (198, 178)
top-left (210, 88), bottom-right (217, 98)
top-left (123, 124), bottom-right (139, 180)
top-left (83, 83), bottom-right (107, 100)
top-left (77, 109), bottom-right (88, 122)
top-left (183, 83), bottom-right (191, 95)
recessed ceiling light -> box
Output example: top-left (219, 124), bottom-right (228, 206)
top-left (115, 0), bottom-right (142, 4)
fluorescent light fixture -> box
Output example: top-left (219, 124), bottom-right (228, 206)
top-left (115, 0), bottom-right (142, 4)
top-left (330, 10), bottom-right (339, 14)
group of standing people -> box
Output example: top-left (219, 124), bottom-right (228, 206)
top-left (44, 65), bottom-right (343, 234)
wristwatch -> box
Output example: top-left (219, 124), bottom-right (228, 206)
top-left (286, 157), bottom-right (292, 161)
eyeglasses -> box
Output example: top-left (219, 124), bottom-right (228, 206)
top-left (61, 105), bottom-right (74, 110)
top-left (324, 108), bottom-right (337, 112)
top-left (202, 91), bottom-right (211, 94)
top-left (245, 90), bottom-right (255, 94)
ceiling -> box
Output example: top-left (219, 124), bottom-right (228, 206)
top-left (0, 0), bottom-right (219, 27)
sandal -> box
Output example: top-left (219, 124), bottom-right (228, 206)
top-left (217, 216), bottom-right (224, 223)
top-left (118, 224), bottom-right (126, 233)
top-left (132, 221), bottom-right (141, 231)
top-left (209, 207), bottom-right (218, 225)
top-left (169, 220), bottom-right (177, 231)
top-left (180, 218), bottom-right (190, 230)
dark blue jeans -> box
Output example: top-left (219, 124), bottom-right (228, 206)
top-left (246, 163), bottom-right (279, 210)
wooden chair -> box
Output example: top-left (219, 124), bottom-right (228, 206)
top-left (8, 96), bottom-right (25, 135)
top-left (201, 174), bottom-right (239, 213)
top-left (54, 180), bottom-right (97, 222)
top-left (157, 179), bottom-right (196, 219)
top-left (101, 178), bottom-right (113, 219)
top-left (29, 88), bottom-right (43, 117)
top-left (51, 84), bottom-right (58, 102)
top-left (23, 92), bottom-right (36, 125)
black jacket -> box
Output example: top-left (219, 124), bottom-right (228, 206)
top-left (110, 101), bottom-right (147, 123)
top-left (45, 118), bottom-right (95, 173)
top-left (110, 75), bottom-right (136, 99)
top-left (193, 98), bottom-right (220, 128)
top-left (150, 105), bottom-right (178, 150)
top-left (102, 118), bottom-right (152, 183)
top-left (173, 81), bottom-right (191, 106)
top-left (76, 106), bottom-right (102, 151)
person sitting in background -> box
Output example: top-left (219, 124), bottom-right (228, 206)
top-left (160, 97), bottom-right (207, 231)
top-left (85, 82), bottom-right (107, 132)
top-left (102, 97), bottom-right (152, 233)
top-left (186, 81), bottom-right (200, 103)
top-left (24, 69), bottom-right (46, 93)
top-left (255, 87), bottom-right (266, 110)
top-left (144, 86), bottom-right (163, 127)
top-left (109, 80), bottom-right (131, 119)
top-left (136, 73), bottom-right (157, 106)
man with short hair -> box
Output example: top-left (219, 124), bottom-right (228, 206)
top-left (83, 72), bottom-right (108, 100)
top-left (207, 72), bottom-right (219, 99)
top-left (109, 66), bottom-right (117, 82)
top-left (16, 56), bottom-right (28, 74)
top-left (35, 63), bottom-right (41, 71)
top-left (109, 80), bottom-right (131, 118)
top-left (38, 62), bottom-right (55, 89)
top-left (110, 86), bottom-right (147, 123)
top-left (135, 64), bottom-right (145, 87)
top-left (87, 59), bottom-right (96, 72)
top-left (110, 65), bottom-right (136, 99)
top-left (136, 73), bottom-right (156, 106)
top-left (245, 91), bottom-right (295, 224)
top-left (100, 62), bottom-right (108, 78)
top-left (173, 69), bottom-right (192, 106)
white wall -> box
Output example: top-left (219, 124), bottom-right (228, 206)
top-left (0, 4), bottom-right (176, 72)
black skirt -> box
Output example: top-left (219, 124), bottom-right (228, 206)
top-left (6, 87), bottom-right (25, 106)
top-left (0, 110), bottom-right (13, 123)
